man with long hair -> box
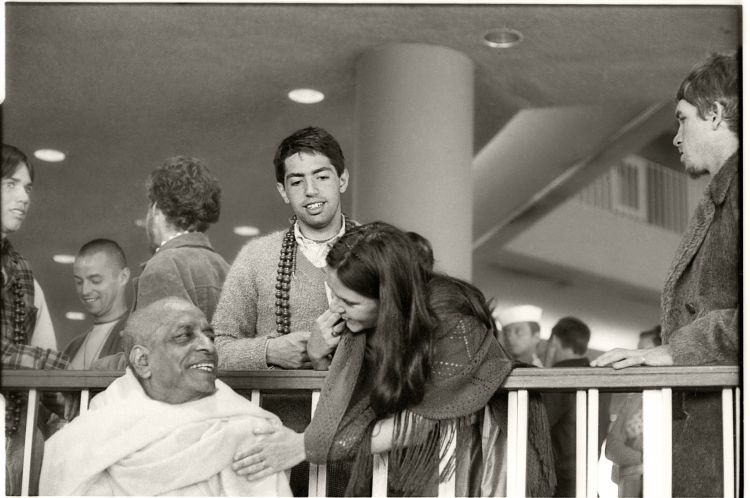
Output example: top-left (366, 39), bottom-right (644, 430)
top-left (593, 51), bottom-right (739, 496)
top-left (1, 144), bottom-right (69, 495)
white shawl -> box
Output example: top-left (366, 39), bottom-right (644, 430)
top-left (40, 368), bottom-right (292, 496)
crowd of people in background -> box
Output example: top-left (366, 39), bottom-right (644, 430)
top-left (1, 50), bottom-right (739, 497)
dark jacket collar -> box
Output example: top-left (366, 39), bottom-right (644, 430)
top-left (707, 152), bottom-right (738, 206)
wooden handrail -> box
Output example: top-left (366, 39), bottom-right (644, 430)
top-left (1, 365), bottom-right (738, 391)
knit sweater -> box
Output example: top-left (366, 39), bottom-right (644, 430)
top-left (213, 229), bottom-right (329, 370)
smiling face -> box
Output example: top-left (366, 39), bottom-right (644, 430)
top-left (276, 152), bottom-right (348, 238)
top-left (73, 251), bottom-right (129, 321)
top-left (1, 164), bottom-right (32, 237)
top-left (326, 268), bottom-right (379, 333)
top-left (673, 99), bottom-right (715, 178)
top-left (143, 304), bottom-right (218, 404)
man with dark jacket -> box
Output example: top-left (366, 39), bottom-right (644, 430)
top-left (136, 156), bottom-right (229, 321)
top-left (92, 157), bottom-right (229, 371)
top-left (592, 51), bottom-right (739, 497)
top-left (544, 317), bottom-right (609, 497)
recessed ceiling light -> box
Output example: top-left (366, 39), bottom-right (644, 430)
top-left (52, 254), bottom-right (76, 264)
top-left (483, 28), bottom-right (523, 49)
top-left (233, 225), bottom-right (260, 237)
top-left (135, 218), bottom-right (146, 227)
top-left (65, 311), bottom-right (86, 321)
top-left (288, 88), bottom-right (325, 104)
top-left (33, 149), bottom-right (66, 162)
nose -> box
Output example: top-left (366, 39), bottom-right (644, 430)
top-left (81, 280), bottom-right (92, 296)
top-left (196, 330), bottom-right (216, 354)
top-left (673, 127), bottom-right (682, 147)
top-left (304, 179), bottom-right (319, 197)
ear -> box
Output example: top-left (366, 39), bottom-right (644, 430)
top-left (129, 345), bottom-right (151, 379)
top-left (710, 101), bottom-right (725, 130)
top-left (338, 169), bottom-right (349, 194)
top-left (119, 267), bottom-right (131, 286)
top-left (276, 182), bottom-right (290, 204)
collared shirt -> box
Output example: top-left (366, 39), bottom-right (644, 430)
top-left (293, 215), bottom-right (347, 269)
top-left (293, 215), bottom-right (347, 305)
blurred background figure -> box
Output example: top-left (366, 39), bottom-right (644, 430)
top-left (493, 304), bottom-right (544, 367)
top-left (605, 326), bottom-right (662, 498)
top-left (543, 316), bottom-right (609, 497)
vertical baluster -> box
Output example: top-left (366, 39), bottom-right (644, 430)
top-left (438, 421), bottom-right (457, 498)
top-left (507, 391), bottom-right (519, 496)
top-left (516, 390), bottom-right (528, 498)
top-left (308, 391), bottom-right (327, 497)
top-left (722, 389), bottom-right (734, 498)
top-left (575, 390), bottom-right (587, 497)
top-left (372, 453), bottom-right (389, 497)
top-left (662, 388), bottom-right (672, 494)
top-left (21, 389), bottom-right (39, 496)
top-left (80, 389), bottom-right (90, 414)
top-left (250, 389), bottom-right (261, 406)
top-left (643, 388), bottom-right (671, 497)
top-left (735, 388), bottom-right (740, 498)
top-left (586, 389), bottom-right (599, 498)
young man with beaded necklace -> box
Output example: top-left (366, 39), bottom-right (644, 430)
top-left (213, 126), bottom-right (354, 371)
top-left (212, 126), bottom-right (354, 496)
top-left (1, 144), bottom-right (69, 495)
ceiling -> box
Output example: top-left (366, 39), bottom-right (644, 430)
top-left (3, 2), bottom-right (740, 344)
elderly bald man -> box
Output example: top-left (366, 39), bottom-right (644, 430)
top-left (40, 297), bottom-right (292, 496)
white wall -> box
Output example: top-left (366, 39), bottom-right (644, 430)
top-left (504, 198), bottom-right (683, 292)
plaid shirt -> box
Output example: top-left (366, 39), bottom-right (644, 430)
top-left (1, 238), bottom-right (69, 370)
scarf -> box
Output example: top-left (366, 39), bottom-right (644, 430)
top-left (305, 303), bottom-right (520, 495)
top-left (40, 368), bottom-right (292, 496)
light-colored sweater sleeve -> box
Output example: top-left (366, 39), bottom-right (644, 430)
top-left (213, 241), bottom-right (271, 370)
top-left (31, 279), bottom-right (58, 350)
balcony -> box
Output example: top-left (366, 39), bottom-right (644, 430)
top-left (2, 366), bottom-right (739, 497)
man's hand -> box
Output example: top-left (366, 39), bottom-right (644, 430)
top-left (266, 331), bottom-right (311, 369)
top-left (308, 310), bottom-right (346, 370)
top-left (232, 425), bottom-right (306, 481)
top-left (591, 344), bottom-right (673, 369)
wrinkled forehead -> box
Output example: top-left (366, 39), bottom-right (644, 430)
top-left (153, 304), bottom-right (207, 334)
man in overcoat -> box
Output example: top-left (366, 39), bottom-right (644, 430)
top-left (593, 51), bottom-right (739, 497)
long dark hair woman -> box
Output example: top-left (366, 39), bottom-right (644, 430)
top-left (233, 222), bottom-right (555, 496)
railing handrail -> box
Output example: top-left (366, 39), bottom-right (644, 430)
top-left (1, 365), bottom-right (738, 391)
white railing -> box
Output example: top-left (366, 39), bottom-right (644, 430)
top-left (577, 155), bottom-right (689, 233)
top-left (2, 366), bottom-right (739, 497)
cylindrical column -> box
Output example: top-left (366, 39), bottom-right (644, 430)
top-left (353, 43), bottom-right (474, 279)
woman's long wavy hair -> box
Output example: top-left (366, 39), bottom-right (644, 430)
top-left (326, 222), bottom-right (437, 416)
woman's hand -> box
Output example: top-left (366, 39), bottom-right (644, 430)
top-left (232, 425), bottom-right (306, 481)
top-left (307, 309), bottom-right (346, 370)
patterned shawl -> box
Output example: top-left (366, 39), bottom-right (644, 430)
top-left (304, 283), bottom-right (519, 495)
